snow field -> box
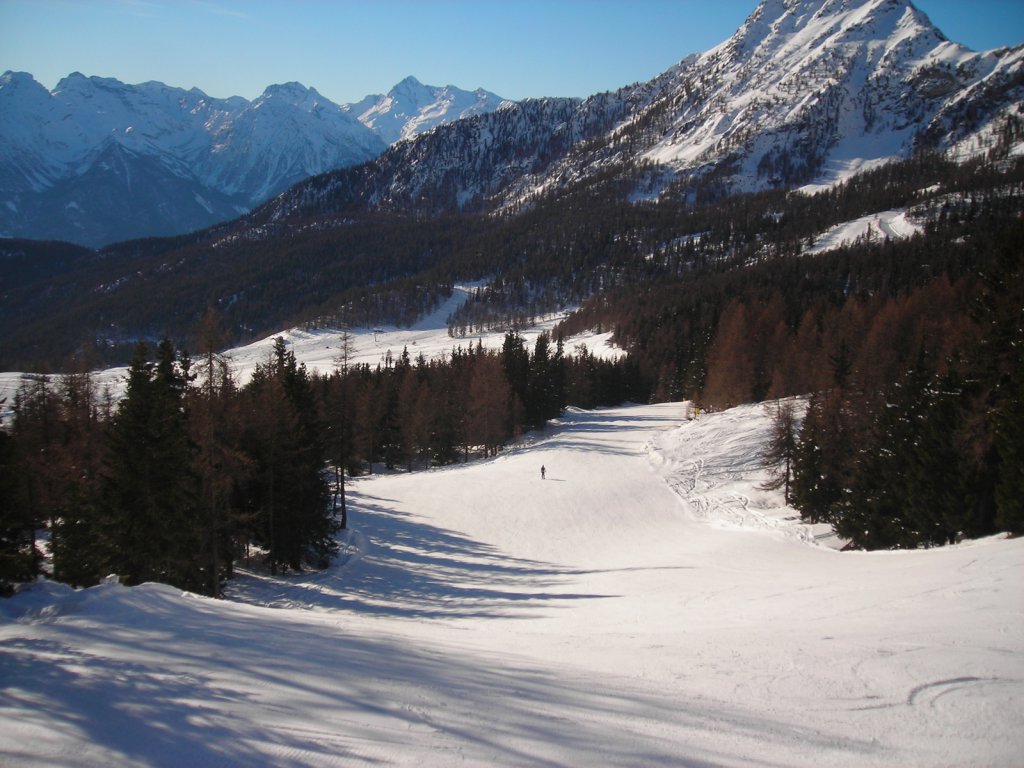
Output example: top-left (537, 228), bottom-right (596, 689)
top-left (0, 283), bottom-right (622, 418)
top-left (2, 400), bottom-right (1022, 766)
top-left (804, 208), bottom-right (923, 254)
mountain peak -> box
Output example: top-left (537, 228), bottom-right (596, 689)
top-left (1, 70), bottom-right (38, 87)
top-left (0, 71), bottom-right (49, 102)
top-left (723, 0), bottom-right (947, 65)
top-left (355, 77), bottom-right (507, 145)
top-left (260, 81), bottom-right (320, 101)
top-left (396, 75), bottom-right (424, 89)
top-left (54, 72), bottom-right (129, 94)
top-left (743, 0), bottom-right (942, 37)
top-left (753, 0), bottom-right (915, 18)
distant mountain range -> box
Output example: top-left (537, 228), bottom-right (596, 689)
top-left (2, 0), bottom-right (1024, 374)
top-left (259, 0), bottom-right (1023, 224)
top-left (0, 73), bottom-right (507, 246)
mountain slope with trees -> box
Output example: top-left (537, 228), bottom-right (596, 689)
top-left (1, 0), bottom-right (1023, 583)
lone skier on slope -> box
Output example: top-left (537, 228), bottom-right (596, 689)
top-left (541, 465), bottom-right (546, 480)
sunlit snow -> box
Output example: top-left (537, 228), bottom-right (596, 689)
top-left (0, 284), bottom-right (619, 420)
top-left (805, 208), bottom-right (923, 254)
top-left (2, 399), bottom-right (1020, 766)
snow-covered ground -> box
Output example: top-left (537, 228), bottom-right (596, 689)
top-left (804, 208), bottom-right (923, 255)
top-left (0, 283), bottom-right (620, 418)
top-left (224, 285), bottom-right (621, 387)
top-left (2, 399), bottom-right (1021, 767)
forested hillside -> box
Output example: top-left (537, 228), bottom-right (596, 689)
top-left (3, 148), bottom-right (1023, 594)
top-left (3, 0), bottom-right (1023, 592)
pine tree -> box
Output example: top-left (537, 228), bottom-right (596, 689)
top-left (101, 340), bottom-right (203, 590)
top-left (49, 369), bottom-right (107, 586)
top-left (188, 309), bottom-right (247, 596)
top-left (791, 390), bottom-right (850, 525)
top-left (0, 419), bottom-right (32, 595)
top-left (502, 331), bottom-right (530, 421)
top-left (760, 399), bottom-right (799, 504)
top-left (993, 351), bottom-right (1024, 535)
top-left (527, 333), bottom-right (553, 429)
top-left (241, 338), bottom-right (335, 572)
top-left (467, 352), bottom-right (513, 457)
top-left (838, 363), bottom-right (930, 549)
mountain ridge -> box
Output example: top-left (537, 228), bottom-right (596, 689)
top-left (346, 75), bottom-right (509, 145)
top-left (0, 72), bottom-right (508, 246)
top-left (2, 0), bottom-right (1023, 372)
top-left (252, 0), bottom-right (1022, 227)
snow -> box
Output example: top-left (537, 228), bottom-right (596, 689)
top-left (207, 284), bottom-right (619, 389)
top-left (2, 398), bottom-right (1021, 767)
top-left (795, 128), bottom-right (916, 193)
top-left (0, 284), bottom-right (616, 419)
top-left (351, 77), bottom-right (508, 146)
top-left (632, 0), bottom-right (1023, 198)
top-left (805, 207), bottom-right (923, 254)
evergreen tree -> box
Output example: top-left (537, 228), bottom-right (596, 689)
top-left (759, 399), bottom-right (799, 505)
top-left (502, 331), bottom-right (530, 421)
top-left (0, 417), bottom-right (33, 595)
top-left (791, 390), bottom-right (850, 525)
top-left (994, 352), bottom-right (1024, 535)
top-left (837, 363), bottom-right (931, 549)
top-left (101, 340), bottom-right (203, 590)
top-left (241, 338), bottom-right (335, 572)
top-left (971, 231), bottom-right (1024, 536)
top-left (527, 333), bottom-right (554, 429)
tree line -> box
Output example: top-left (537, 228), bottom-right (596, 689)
top-left (0, 322), bottom-right (646, 595)
top-left (3, 150), bottom-right (1022, 589)
top-left (785, 239), bottom-right (1023, 549)
top-left (0, 323), bottom-right (335, 597)
top-left (554, 165), bottom-right (1024, 549)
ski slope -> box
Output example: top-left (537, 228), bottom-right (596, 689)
top-left (2, 401), bottom-right (1022, 767)
top-left (805, 208), bottom-right (923, 255)
top-left (0, 283), bottom-right (621, 416)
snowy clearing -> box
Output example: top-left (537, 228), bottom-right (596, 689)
top-left (2, 400), bottom-right (1021, 767)
top-left (0, 283), bottom-right (620, 417)
top-left (804, 208), bottom-right (923, 255)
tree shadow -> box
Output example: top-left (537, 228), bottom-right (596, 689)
top-left (1, 582), bottom-right (882, 767)
top-left (228, 489), bottom-right (618, 619)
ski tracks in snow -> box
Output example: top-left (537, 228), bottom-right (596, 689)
top-left (647, 401), bottom-right (819, 545)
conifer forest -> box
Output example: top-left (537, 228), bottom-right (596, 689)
top-left (2, 148), bottom-right (1023, 594)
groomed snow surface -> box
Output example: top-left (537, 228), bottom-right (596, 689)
top-left (2, 400), bottom-right (1022, 767)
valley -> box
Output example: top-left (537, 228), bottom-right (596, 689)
top-left (2, 2), bottom-right (1023, 763)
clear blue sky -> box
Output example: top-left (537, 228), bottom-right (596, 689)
top-left (2, 1), bottom-right (1023, 104)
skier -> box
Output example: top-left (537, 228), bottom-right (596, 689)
top-left (541, 465), bottom-right (546, 480)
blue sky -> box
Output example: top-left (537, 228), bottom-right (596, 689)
top-left (2, 0), bottom-right (1023, 104)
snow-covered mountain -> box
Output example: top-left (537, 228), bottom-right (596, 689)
top-left (0, 72), bottom-right (384, 246)
top-left (0, 73), bottom-right (508, 247)
top-left (346, 75), bottom-right (509, 145)
top-left (5, 0), bottom-right (1022, 246)
top-left (626, 0), bottom-right (1024, 190)
top-left (542, 0), bottom-right (1024, 198)
top-left (265, 0), bottom-right (1024, 222)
